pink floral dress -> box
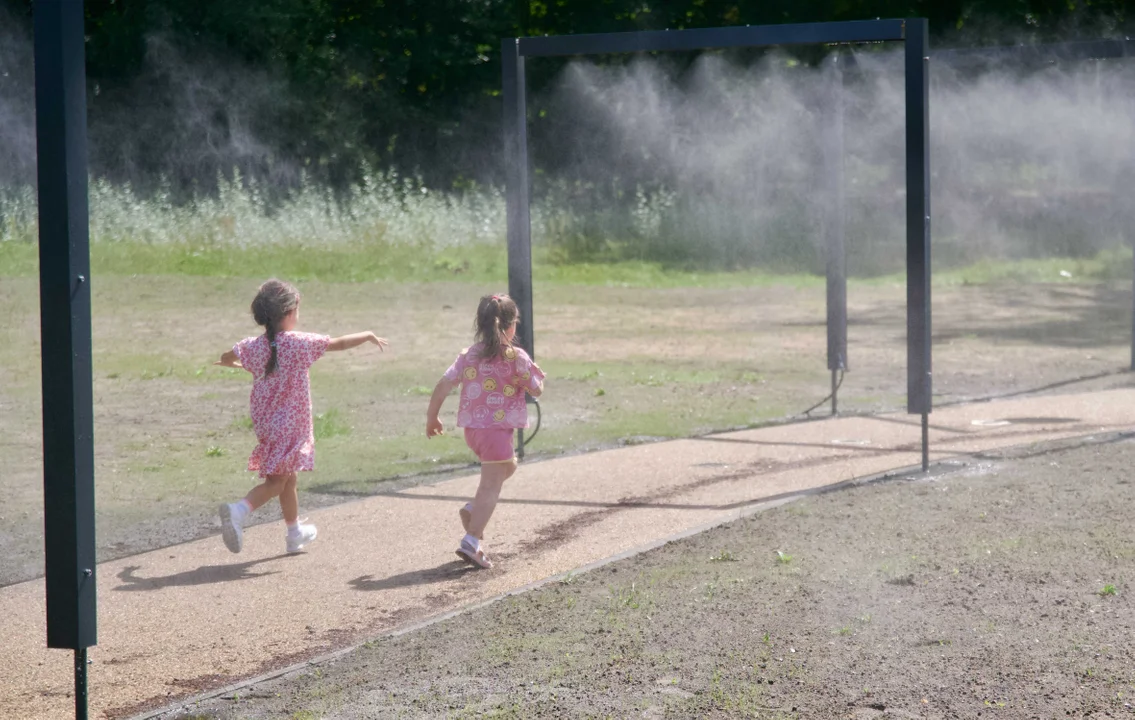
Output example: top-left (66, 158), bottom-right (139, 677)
top-left (233, 331), bottom-right (331, 477)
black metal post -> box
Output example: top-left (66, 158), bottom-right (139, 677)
top-left (823, 51), bottom-right (848, 415)
top-left (922, 412), bottom-right (929, 472)
top-left (33, 0), bottom-right (98, 709)
top-left (904, 19), bottom-right (932, 469)
top-left (503, 38), bottom-right (534, 458)
top-left (502, 39), bottom-right (534, 358)
top-left (75, 648), bottom-right (89, 720)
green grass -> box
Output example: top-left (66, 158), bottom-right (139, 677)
top-left (7, 237), bottom-right (1130, 291)
top-left (0, 238), bottom-right (509, 284)
top-left (709, 550), bottom-right (739, 563)
top-left (0, 237), bottom-right (824, 288)
top-left (2, 226), bottom-right (1132, 586)
top-left (313, 408), bottom-right (351, 440)
top-left (933, 248), bottom-right (1134, 286)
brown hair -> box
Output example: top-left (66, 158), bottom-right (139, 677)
top-left (250, 279), bottom-right (301, 375)
top-left (474, 294), bottom-right (518, 361)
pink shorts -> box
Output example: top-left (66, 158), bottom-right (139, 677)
top-left (463, 427), bottom-right (516, 463)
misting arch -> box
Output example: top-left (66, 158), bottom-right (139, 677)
top-left (501, 19), bottom-right (933, 465)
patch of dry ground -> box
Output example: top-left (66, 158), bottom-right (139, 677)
top-left (168, 434), bottom-right (1135, 719)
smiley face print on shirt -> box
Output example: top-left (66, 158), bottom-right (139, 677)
top-left (443, 343), bottom-right (546, 429)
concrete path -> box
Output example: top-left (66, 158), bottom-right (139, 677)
top-left (3, 390), bottom-right (1132, 719)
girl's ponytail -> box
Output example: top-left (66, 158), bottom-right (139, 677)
top-left (265, 322), bottom-right (280, 375)
top-left (474, 294), bottom-right (518, 361)
top-left (250, 279), bottom-right (301, 376)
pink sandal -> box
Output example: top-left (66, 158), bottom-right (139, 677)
top-left (456, 538), bottom-right (493, 569)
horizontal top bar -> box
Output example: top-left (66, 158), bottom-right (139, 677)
top-left (516, 19), bottom-right (907, 57)
top-left (935, 38), bottom-right (1135, 65)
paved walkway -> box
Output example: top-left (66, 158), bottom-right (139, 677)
top-left (3, 390), bottom-right (1133, 719)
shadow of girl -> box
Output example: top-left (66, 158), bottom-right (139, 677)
top-left (348, 561), bottom-right (479, 592)
top-left (113, 555), bottom-right (291, 591)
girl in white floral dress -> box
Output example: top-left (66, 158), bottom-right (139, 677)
top-left (215, 279), bottom-right (387, 554)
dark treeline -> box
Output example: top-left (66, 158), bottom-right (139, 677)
top-left (1, 0), bottom-right (1133, 196)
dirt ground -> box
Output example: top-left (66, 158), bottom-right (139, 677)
top-left (3, 275), bottom-right (1130, 589)
top-left (164, 432), bottom-right (1135, 720)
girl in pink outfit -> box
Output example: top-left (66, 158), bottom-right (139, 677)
top-left (426, 294), bottom-right (545, 568)
top-left (215, 279), bottom-right (388, 554)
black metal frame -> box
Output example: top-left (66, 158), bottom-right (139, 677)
top-left (503, 20), bottom-right (933, 466)
top-left (935, 38), bottom-right (1135, 66)
top-left (823, 36), bottom-right (1135, 425)
top-left (825, 38), bottom-right (1135, 398)
top-left (33, 1), bottom-right (96, 718)
top-left (822, 51), bottom-right (848, 406)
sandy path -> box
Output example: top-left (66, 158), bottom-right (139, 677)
top-left (2, 389), bottom-right (1131, 719)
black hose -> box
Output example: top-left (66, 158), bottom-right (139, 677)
top-left (516, 396), bottom-right (541, 457)
top-left (799, 370), bottom-right (844, 417)
top-left (524, 397), bottom-right (542, 446)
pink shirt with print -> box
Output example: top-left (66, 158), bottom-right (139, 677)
top-left (444, 343), bottom-right (545, 429)
top-left (234, 331), bottom-right (331, 477)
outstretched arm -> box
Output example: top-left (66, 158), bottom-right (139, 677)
top-left (214, 350), bottom-right (242, 368)
top-left (526, 360), bottom-right (545, 397)
top-left (426, 377), bottom-right (458, 437)
top-left (527, 378), bottom-right (544, 398)
top-left (328, 332), bottom-right (388, 352)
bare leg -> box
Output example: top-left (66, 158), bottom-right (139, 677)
top-left (244, 474), bottom-right (287, 511)
top-left (278, 473), bottom-right (299, 525)
top-left (467, 460), bottom-right (517, 540)
top-left (220, 473), bottom-right (289, 554)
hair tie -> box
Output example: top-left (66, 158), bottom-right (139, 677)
top-left (269, 341), bottom-right (277, 348)
top-left (491, 294), bottom-right (501, 301)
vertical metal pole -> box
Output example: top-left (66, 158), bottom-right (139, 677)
top-left (921, 413), bottom-right (929, 472)
top-left (904, 19), bottom-right (932, 413)
top-left (823, 51), bottom-right (848, 415)
top-left (1131, 233), bottom-right (1135, 371)
top-left (503, 38), bottom-right (534, 458)
top-left (904, 19), bottom-right (932, 470)
top-left (34, 1), bottom-right (97, 716)
top-left (75, 648), bottom-right (89, 720)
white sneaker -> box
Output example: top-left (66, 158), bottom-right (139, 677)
top-left (286, 522), bottom-right (318, 553)
top-left (219, 503), bottom-right (244, 553)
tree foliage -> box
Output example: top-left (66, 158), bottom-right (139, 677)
top-left (3, 0), bottom-right (1133, 191)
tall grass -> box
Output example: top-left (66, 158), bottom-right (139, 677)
top-left (2, 169), bottom-right (1131, 285)
top-left (0, 168), bottom-right (506, 248)
top-left (0, 170), bottom-right (833, 281)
